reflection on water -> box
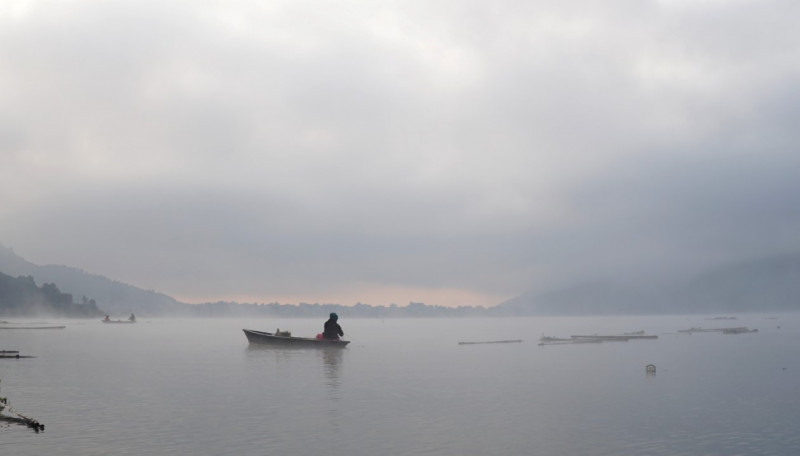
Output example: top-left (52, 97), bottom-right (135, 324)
top-left (4, 316), bottom-right (800, 456)
top-left (243, 342), bottom-right (346, 434)
top-left (321, 347), bottom-right (343, 388)
top-left (320, 347), bottom-right (344, 428)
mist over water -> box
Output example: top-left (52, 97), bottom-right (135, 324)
top-left (1, 315), bottom-right (799, 455)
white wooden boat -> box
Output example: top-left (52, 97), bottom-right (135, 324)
top-left (243, 329), bottom-right (350, 347)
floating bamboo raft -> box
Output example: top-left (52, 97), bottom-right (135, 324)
top-left (0, 350), bottom-right (35, 359)
top-left (678, 327), bottom-right (757, 334)
top-left (458, 340), bottom-right (523, 345)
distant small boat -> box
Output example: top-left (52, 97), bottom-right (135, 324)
top-left (102, 320), bottom-right (136, 324)
top-left (243, 329), bottom-right (350, 347)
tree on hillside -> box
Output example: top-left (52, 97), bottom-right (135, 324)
top-left (0, 272), bottom-right (104, 317)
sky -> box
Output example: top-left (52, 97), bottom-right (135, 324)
top-left (2, 0), bottom-right (800, 307)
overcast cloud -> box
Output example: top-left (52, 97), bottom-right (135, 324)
top-left (2, 0), bottom-right (799, 306)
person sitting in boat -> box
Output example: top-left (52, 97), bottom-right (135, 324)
top-left (129, 313), bottom-right (136, 322)
top-left (104, 315), bottom-right (110, 322)
top-left (322, 313), bottom-right (344, 340)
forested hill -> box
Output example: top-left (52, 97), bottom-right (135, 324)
top-left (3, 243), bottom-right (800, 317)
top-left (0, 272), bottom-right (104, 317)
top-left (0, 245), bottom-right (185, 315)
top-left (497, 253), bottom-right (800, 315)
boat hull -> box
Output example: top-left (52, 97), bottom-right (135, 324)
top-left (243, 329), bottom-right (350, 347)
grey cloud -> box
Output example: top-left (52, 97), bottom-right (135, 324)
top-left (2, 0), bottom-right (800, 305)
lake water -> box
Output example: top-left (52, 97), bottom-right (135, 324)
top-left (1, 314), bottom-right (799, 455)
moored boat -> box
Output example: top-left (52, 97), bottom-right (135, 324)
top-left (243, 329), bottom-right (350, 347)
top-left (103, 314), bottom-right (136, 324)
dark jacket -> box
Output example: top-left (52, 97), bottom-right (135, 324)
top-left (323, 319), bottom-right (344, 340)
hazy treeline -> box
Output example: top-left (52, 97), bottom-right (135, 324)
top-left (0, 244), bottom-right (184, 315)
top-left (187, 300), bottom-right (497, 318)
top-left (3, 244), bottom-right (800, 318)
top-left (500, 253), bottom-right (800, 316)
top-left (0, 272), bottom-right (104, 318)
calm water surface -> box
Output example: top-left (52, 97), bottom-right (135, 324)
top-left (1, 315), bottom-right (799, 455)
